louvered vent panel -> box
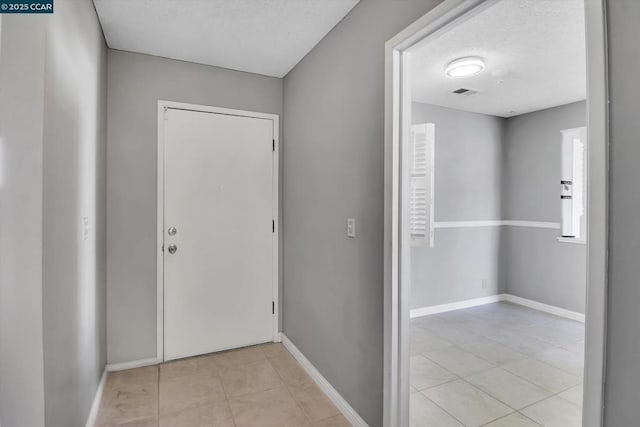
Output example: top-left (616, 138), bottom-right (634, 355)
top-left (409, 123), bottom-right (435, 246)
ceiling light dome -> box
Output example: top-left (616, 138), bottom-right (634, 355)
top-left (445, 57), bottom-right (485, 78)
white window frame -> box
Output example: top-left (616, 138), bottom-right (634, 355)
top-left (559, 126), bottom-right (588, 244)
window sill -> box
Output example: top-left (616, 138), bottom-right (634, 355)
top-left (557, 237), bottom-right (586, 245)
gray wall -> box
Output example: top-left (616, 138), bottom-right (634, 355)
top-left (409, 102), bottom-right (586, 313)
top-left (0, 2), bottom-right (107, 426)
top-left (413, 104), bottom-right (504, 221)
top-left (42, 1), bottom-right (108, 426)
top-left (410, 103), bottom-right (504, 308)
top-left (106, 50), bottom-right (283, 363)
top-left (0, 15), bottom-right (47, 427)
top-left (411, 228), bottom-right (503, 307)
top-left (503, 101), bottom-right (587, 220)
top-left (282, 2), bottom-right (442, 426)
top-left (503, 101), bottom-right (587, 313)
top-left (604, 1), bottom-right (640, 425)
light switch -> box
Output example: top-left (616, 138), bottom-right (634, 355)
top-left (347, 218), bottom-right (356, 238)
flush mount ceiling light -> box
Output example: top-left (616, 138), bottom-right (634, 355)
top-left (445, 57), bottom-right (485, 78)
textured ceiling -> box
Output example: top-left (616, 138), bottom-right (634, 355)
top-left (93, 0), bottom-right (359, 78)
top-left (410, 0), bottom-right (586, 117)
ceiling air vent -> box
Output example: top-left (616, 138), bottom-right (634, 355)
top-left (452, 88), bottom-right (479, 96)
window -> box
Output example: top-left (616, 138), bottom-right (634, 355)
top-left (409, 123), bottom-right (435, 247)
top-left (560, 127), bottom-right (587, 243)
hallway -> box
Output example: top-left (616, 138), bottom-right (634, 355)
top-left (96, 343), bottom-right (349, 426)
top-left (1, 1), bottom-right (637, 426)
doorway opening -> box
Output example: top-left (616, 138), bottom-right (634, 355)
top-left (384, 1), bottom-right (608, 426)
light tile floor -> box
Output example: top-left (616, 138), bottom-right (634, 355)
top-left (95, 343), bottom-right (352, 427)
top-left (410, 302), bottom-right (584, 427)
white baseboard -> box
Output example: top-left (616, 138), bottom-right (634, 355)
top-left (85, 369), bottom-right (107, 427)
top-left (503, 294), bottom-right (585, 323)
top-left (410, 295), bottom-right (504, 318)
top-left (280, 334), bottom-right (369, 427)
top-left (411, 293), bottom-right (585, 323)
top-left (106, 357), bottom-right (162, 372)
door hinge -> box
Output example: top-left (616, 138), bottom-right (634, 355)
top-left (273, 139), bottom-right (275, 151)
top-left (161, 244), bottom-right (164, 252)
top-left (272, 220), bottom-right (275, 233)
top-left (272, 301), bottom-right (275, 314)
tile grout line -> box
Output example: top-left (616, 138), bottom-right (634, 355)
top-left (526, 351), bottom-right (585, 377)
top-left (159, 347), bottom-right (272, 427)
top-left (457, 374), bottom-right (569, 423)
top-left (418, 345), bottom-right (499, 377)
top-left (416, 337), bottom-right (583, 408)
top-left (412, 352), bottom-right (464, 390)
top-left (516, 384), bottom-right (584, 412)
top-left (497, 357), bottom-right (583, 396)
top-left (478, 411), bottom-right (543, 427)
top-left (417, 308), bottom-right (584, 345)
top-left (216, 360), bottom-right (237, 427)
top-left (416, 361), bottom-right (569, 426)
top-left (414, 377), bottom-right (460, 394)
top-left (420, 322), bottom-right (546, 360)
top-left (266, 343), bottom-right (343, 425)
top-left (417, 391), bottom-right (472, 427)
top-left (414, 318), bottom-right (584, 390)
top-left (106, 344), bottom-right (341, 426)
top-left (265, 346), bottom-right (319, 424)
top-left (411, 304), bottom-right (585, 426)
top-left (224, 345), bottom-right (277, 427)
top-left (514, 390), bottom-right (583, 427)
top-left (415, 353), bottom-right (516, 427)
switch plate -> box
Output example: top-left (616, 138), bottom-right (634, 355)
top-left (347, 218), bottom-right (356, 238)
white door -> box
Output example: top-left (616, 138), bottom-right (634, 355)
top-left (163, 107), bottom-right (275, 361)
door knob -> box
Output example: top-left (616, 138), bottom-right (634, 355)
top-left (168, 227), bottom-right (177, 236)
top-left (168, 244), bottom-right (178, 254)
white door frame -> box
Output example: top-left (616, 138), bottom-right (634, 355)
top-left (382, 1), bottom-right (609, 426)
top-left (157, 100), bottom-right (280, 362)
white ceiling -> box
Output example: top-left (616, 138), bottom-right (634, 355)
top-left (93, 0), bottom-right (359, 78)
top-left (410, 0), bottom-right (586, 118)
